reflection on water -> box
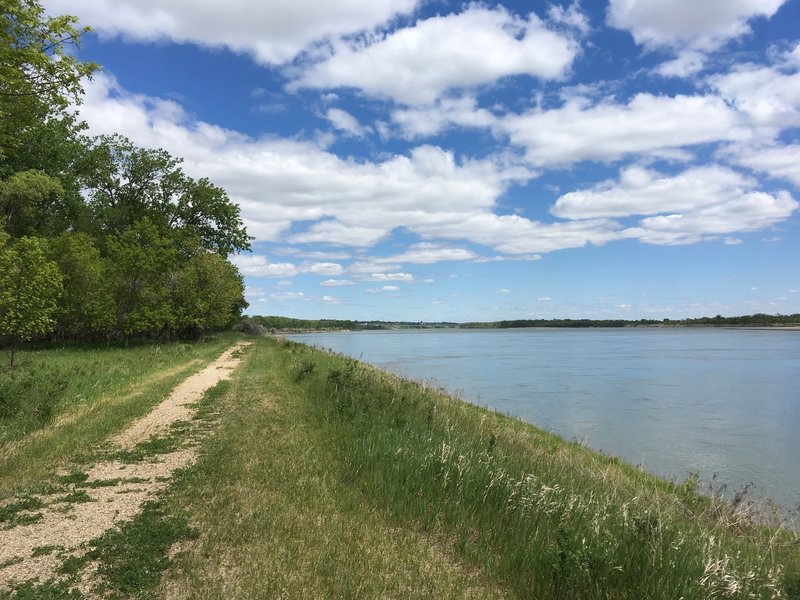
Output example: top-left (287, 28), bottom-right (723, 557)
top-left (290, 328), bottom-right (800, 511)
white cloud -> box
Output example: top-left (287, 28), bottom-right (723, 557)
top-left (607, 0), bottom-right (785, 75)
top-left (373, 243), bottom-right (478, 264)
top-left (392, 96), bottom-right (497, 138)
top-left (553, 164), bottom-right (798, 245)
top-left (552, 165), bottom-right (759, 219)
top-left (415, 213), bottom-right (623, 254)
top-left (45, 0), bottom-right (418, 64)
top-left (74, 72), bottom-right (799, 264)
top-left (366, 285), bottom-right (401, 293)
top-left (231, 254), bottom-right (298, 278)
top-left (290, 5), bottom-right (580, 104)
top-left (728, 143), bottom-right (800, 186)
top-left (321, 295), bottom-right (343, 304)
top-left (498, 288), bottom-right (511, 294)
top-left (363, 273), bottom-right (414, 282)
top-left (498, 94), bottom-right (747, 166)
top-left (548, 3), bottom-right (591, 35)
top-left (270, 291), bottom-right (308, 301)
top-left (320, 279), bottom-right (355, 287)
top-left (709, 50), bottom-right (800, 131)
top-left (325, 108), bottom-right (372, 137)
top-left (301, 262), bottom-right (345, 276)
top-left (289, 222), bottom-right (390, 247)
top-left (629, 190), bottom-right (797, 245)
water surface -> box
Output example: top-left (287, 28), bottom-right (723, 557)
top-left (290, 328), bottom-right (800, 511)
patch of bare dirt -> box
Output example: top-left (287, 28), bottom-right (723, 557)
top-left (0, 341), bottom-right (250, 591)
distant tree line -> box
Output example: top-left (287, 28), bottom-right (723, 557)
top-left (239, 316), bottom-right (362, 334)
top-left (1, 1), bottom-right (249, 365)
top-left (460, 314), bottom-right (800, 329)
top-left (242, 314), bottom-right (800, 335)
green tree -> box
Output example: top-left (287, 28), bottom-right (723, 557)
top-left (0, 0), bottom-right (97, 159)
top-left (83, 135), bottom-right (251, 254)
top-left (173, 251), bottom-right (247, 337)
top-left (105, 220), bottom-right (177, 346)
top-left (0, 233), bottom-right (62, 366)
top-left (0, 169), bottom-right (64, 236)
top-left (48, 232), bottom-right (114, 339)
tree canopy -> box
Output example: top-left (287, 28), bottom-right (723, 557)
top-left (0, 0), bottom-right (250, 360)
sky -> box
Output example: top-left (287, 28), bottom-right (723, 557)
top-left (43, 0), bottom-right (800, 322)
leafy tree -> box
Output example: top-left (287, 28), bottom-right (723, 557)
top-left (173, 251), bottom-right (247, 337)
top-left (0, 0), bottom-right (97, 159)
top-left (0, 233), bottom-right (62, 366)
top-left (105, 220), bottom-right (177, 346)
top-left (48, 232), bottom-right (114, 339)
top-left (169, 176), bottom-right (252, 256)
top-left (0, 169), bottom-right (64, 236)
top-left (83, 135), bottom-right (251, 254)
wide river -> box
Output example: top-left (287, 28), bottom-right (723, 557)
top-left (289, 328), bottom-right (800, 512)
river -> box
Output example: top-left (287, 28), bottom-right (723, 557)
top-left (289, 328), bottom-right (800, 513)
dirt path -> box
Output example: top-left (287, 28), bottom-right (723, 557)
top-left (0, 341), bottom-right (250, 591)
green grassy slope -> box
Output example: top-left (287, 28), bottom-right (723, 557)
top-left (163, 337), bottom-right (799, 599)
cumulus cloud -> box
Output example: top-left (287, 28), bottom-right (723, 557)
top-left (607, 0), bottom-right (786, 75)
top-left (320, 279), bottom-right (355, 287)
top-left (727, 143), bottom-right (800, 187)
top-left (391, 96), bottom-right (498, 138)
top-left (498, 93), bottom-right (747, 166)
top-left (290, 5), bottom-right (580, 104)
top-left (301, 262), bottom-right (345, 276)
top-left (373, 243), bottom-right (478, 264)
top-left (74, 71), bottom-right (799, 266)
top-left (325, 108), bottom-right (372, 137)
top-left (552, 165), bottom-right (760, 218)
top-left (630, 189), bottom-right (797, 244)
top-left (556, 164), bottom-right (799, 245)
top-left (232, 255), bottom-right (298, 278)
top-left (709, 47), bottom-right (800, 131)
top-left (363, 273), bottom-right (414, 282)
top-left (44, 0), bottom-right (418, 64)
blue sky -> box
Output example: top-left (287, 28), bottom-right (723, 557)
top-left (46, 0), bottom-right (800, 321)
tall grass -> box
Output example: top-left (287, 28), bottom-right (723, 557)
top-left (284, 339), bottom-right (799, 599)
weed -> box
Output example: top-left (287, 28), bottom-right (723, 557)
top-left (60, 490), bottom-right (93, 504)
top-left (0, 495), bottom-right (45, 527)
top-left (30, 545), bottom-right (62, 557)
top-left (293, 360), bottom-right (316, 382)
top-left (56, 471), bottom-right (89, 486)
top-left (83, 500), bottom-right (198, 597)
top-left (0, 580), bottom-right (83, 600)
top-left (0, 556), bottom-right (23, 569)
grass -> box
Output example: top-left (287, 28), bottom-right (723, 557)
top-left (2, 334), bottom-right (798, 598)
top-left (0, 334), bottom-right (237, 496)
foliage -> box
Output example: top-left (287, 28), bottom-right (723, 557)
top-left (83, 134), bottom-right (251, 254)
top-left (47, 232), bottom-right (114, 339)
top-left (173, 251), bottom-right (247, 336)
top-left (0, 169), bottom-right (64, 236)
top-left (105, 219), bottom-right (178, 345)
top-left (0, 0), bottom-right (97, 160)
top-left (0, 2), bottom-right (248, 352)
top-left (0, 234), bottom-right (62, 366)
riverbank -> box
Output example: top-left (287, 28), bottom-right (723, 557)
top-left (1, 335), bottom-right (798, 598)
